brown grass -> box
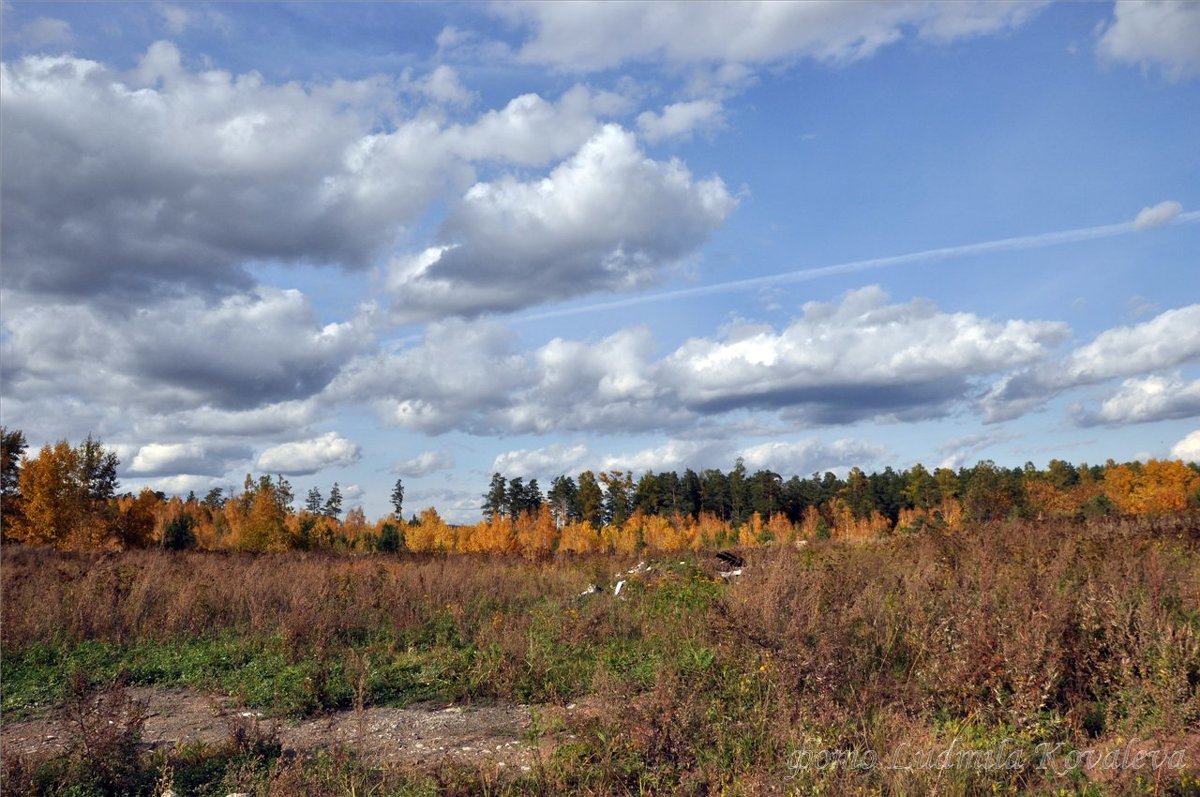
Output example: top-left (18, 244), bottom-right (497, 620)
top-left (3, 516), bottom-right (1199, 794)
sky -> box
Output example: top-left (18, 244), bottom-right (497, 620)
top-left (2, 1), bottom-right (1198, 523)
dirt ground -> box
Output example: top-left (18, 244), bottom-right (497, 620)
top-left (1, 686), bottom-right (595, 773)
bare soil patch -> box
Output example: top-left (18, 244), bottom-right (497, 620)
top-left (1, 686), bottom-right (592, 773)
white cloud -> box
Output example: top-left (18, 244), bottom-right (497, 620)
top-left (128, 441), bottom-right (247, 477)
top-left (493, 442), bottom-right (591, 477)
top-left (443, 84), bottom-right (626, 164)
top-left (1074, 372), bottom-right (1200, 426)
top-left (1, 47), bottom-right (638, 305)
top-left (637, 99), bottom-right (723, 143)
top-left (491, 435), bottom-right (887, 481)
top-left (392, 449), bottom-right (456, 477)
top-left (498, 1), bottom-right (1044, 71)
top-left (1098, 0), bottom-right (1200, 81)
top-left (1, 288), bottom-right (373, 416)
top-left (2, 47), bottom-right (401, 299)
top-left (325, 318), bottom-right (534, 435)
top-left (255, 432), bottom-right (362, 475)
top-left (662, 285), bottom-right (1067, 424)
top-left (136, 474), bottom-right (229, 497)
top-left (1170, 430), bottom-right (1200, 462)
top-left (134, 400), bottom-right (325, 440)
top-left (419, 64), bottom-right (473, 106)
top-left (1134, 199), bottom-right (1183, 229)
top-left (983, 304), bottom-right (1200, 421)
top-left (387, 124), bottom-right (736, 320)
top-left (346, 288), bottom-right (1066, 437)
top-left (738, 438), bottom-right (888, 475)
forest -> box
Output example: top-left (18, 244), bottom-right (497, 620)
top-left (3, 426), bottom-right (1198, 555)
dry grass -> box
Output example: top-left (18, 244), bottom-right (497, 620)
top-left (3, 517), bottom-right (1199, 795)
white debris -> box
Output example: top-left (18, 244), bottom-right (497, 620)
top-left (717, 569), bottom-right (743, 579)
top-left (613, 579), bottom-right (626, 596)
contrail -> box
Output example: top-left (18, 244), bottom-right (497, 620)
top-left (517, 210), bottom-right (1200, 323)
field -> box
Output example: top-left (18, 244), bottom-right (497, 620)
top-left (2, 517), bottom-right (1199, 796)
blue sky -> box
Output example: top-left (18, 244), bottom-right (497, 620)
top-left (2, 1), bottom-right (1198, 522)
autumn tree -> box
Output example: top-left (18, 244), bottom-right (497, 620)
top-left (114, 489), bottom-right (162, 548)
top-left (11, 437), bottom-right (122, 548)
top-left (1103, 459), bottom-right (1200, 515)
top-left (13, 441), bottom-right (82, 545)
top-left (216, 475), bottom-right (294, 551)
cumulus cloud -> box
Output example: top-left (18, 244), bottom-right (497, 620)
top-left (255, 432), bottom-right (361, 475)
top-left (662, 285), bottom-right (1067, 424)
top-left (2, 46), bottom-right (405, 299)
top-left (1073, 372), bottom-right (1200, 426)
top-left (418, 64), bottom-right (473, 106)
top-left (442, 84), bottom-right (629, 165)
top-left (392, 449), bottom-right (456, 477)
top-left (135, 474), bottom-right (230, 496)
top-left (1134, 199), bottom-right (1184, 229)
top-left (344, 287), bottom-right (1066, 437)
top-left (128, 441), bottom-right (249, 477)
top-left (498, 1), bottom-right (1044, 71)
top-left (1171, 430), bottom-right (1200, 462)
top-left (1, 45), bottom-right (640, 305)
top-left (133, 400), bottom-right (325, 440)
top-left (325, 318), bottom-right (535, 435)
top-left (387, 125), bottom-right (736, 320)
top-left (493, 442), bottom-right (590, 477)
top-left (1098, 0), bottom-right (1200, 81)
top-left (982, 304), bottom-right (1200, 421)
top-left (637, 99), bottom-right (723, 143)
top-left (1, 288), bottom-right (373, 415)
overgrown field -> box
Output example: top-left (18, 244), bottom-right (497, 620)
top-left (3, 517), bottom-right (1199, 795)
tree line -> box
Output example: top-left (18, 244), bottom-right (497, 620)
top-left (2, 427), bottom-right (1198, 555)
